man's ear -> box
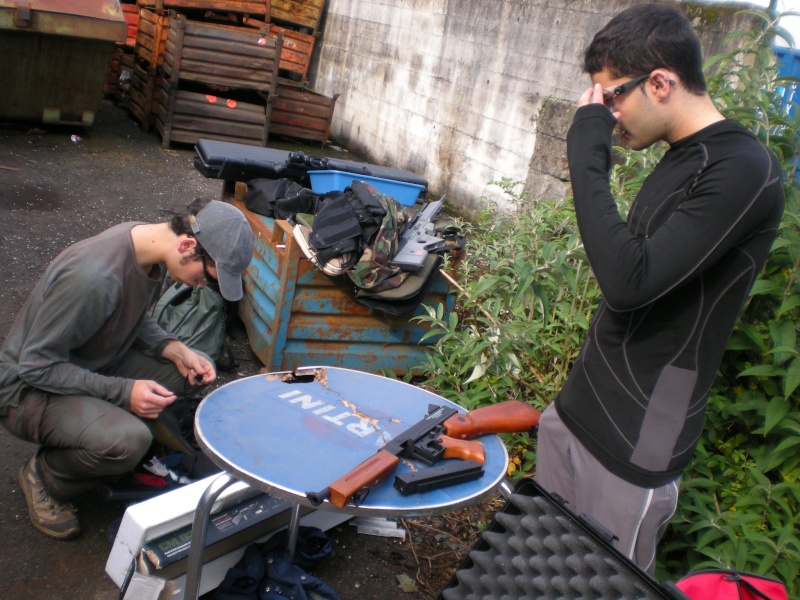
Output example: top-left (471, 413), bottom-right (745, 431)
top-left (652, 70), bottom-right (676, 94)
top-left (177, 236), bottom-right (198, 255)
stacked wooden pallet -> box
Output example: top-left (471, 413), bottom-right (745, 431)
top-left (104, 3), bottom-right (140, 98)
top-left (262, 0), bottom-right (339, 146)
top-left (128, 6), bottom-right (169, 130)
top-left (119, 0), bottom-right (336, 147)
top-left (155, 13), bottom-right (283, 146)
top-left (261, 0), bottom-right (338, 147)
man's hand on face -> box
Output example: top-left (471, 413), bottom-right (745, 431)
top-left (579, 83), bottom-right (621, 121)
top-left (130, 380), bottom-right (177, 419)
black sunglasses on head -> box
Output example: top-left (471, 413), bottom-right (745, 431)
top-left (602, 74), bottom-right (650, 105)
top-left (198, 249), bottom-right (220, 292)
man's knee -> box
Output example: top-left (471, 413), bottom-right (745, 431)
top-left (38, 415), bottom-right (153, 499)
top-left (90, 417), bottom-right (153, 472)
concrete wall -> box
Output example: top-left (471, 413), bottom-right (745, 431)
top-left (309, 0), bottom-right (756, 212)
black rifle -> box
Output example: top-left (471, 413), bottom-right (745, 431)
top-left (389, 195), bottom-right (447, 272)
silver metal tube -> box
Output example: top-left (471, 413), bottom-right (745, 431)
top-left (183, 473), bottom-right (238, 600)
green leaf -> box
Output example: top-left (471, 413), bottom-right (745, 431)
top-left (784, 358), bottom-right (800, 399)
top-left (738, 364), bottom-right (782, 378)
top-left (695, 527), bottom-right (726, 549)
top-left (749, 278), bottom-right (784, 296)
top-left (732, 323), bottom-right (767, 352)
top-left (463, 356), bottom-right (488, 384)
top-left (761, 437), bottom-right (800, 471)
top-left (765, 396), bottom-right (791, 434)
top-left (769, 320), bottom-right (797, 365)
top-left (747, 466), bottom-right (771, 489)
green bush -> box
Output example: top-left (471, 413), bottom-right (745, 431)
top-left (413, 181), bottom-right (600, 472)
top-left (414, 8), bottom-right (800, 594)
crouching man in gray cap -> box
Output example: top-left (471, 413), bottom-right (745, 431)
top-left (0, 198), bottom-right (254, 540)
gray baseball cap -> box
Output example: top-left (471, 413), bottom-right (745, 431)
top-left (190, 200), bottom-right (254, 301)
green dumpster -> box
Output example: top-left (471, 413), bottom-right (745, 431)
top-left (0, 0), bottom-right (126, 127)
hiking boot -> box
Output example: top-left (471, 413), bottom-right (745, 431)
top-left (18, 455), bottom-right (80, 540)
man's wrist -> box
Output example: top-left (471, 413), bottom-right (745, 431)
top-left (159, 339), bottom-right (182, 362)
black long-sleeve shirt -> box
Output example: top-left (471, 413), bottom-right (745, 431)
top-left (556, 104), bottom-right (784, 487)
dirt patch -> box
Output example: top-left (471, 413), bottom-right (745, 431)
top-left (310, 495), bottom-right (505, 599)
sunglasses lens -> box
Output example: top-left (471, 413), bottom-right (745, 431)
top-left (200, 254), bottom-right (219, 292)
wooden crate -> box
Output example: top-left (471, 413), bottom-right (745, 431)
top-left (136, 0), bottom-right (268, 15)
top-left (270, 0), bottom-right (324, 33)
top-left (155, 81), bottom-right (271, 147)
top-left (269, 82), bottom-right (338, 146)
top-left (269, 23), bottom-right (315, 82)
top-left (121, 4), bottom-right (140, 47)
top-left (162, 13), bottom-right (283, 94)
top-left (129, 62), bottom-right (162, 130)
top-left (135, 7), bottom-right (169, 68)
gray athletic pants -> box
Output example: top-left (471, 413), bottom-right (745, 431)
top-left (533, 403), bottom-right (679, 574)
top-left (0, 348), bottom-right (206, 501)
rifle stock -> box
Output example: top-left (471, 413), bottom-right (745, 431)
top-left (443, 400), bottom-right (540, 439)
top-left (326, 450), bottom-right (400, 508)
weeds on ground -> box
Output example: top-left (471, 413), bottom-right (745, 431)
top-left (413, 178), bottom-right (600, 474)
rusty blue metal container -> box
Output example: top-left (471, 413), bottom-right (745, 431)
top-left (228, 192), bottom-right (455, 376)
top-left (0, 0), bottom-right (126, 126)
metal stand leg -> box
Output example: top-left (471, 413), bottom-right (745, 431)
top-left (285, 503), bottom-right (303, 558)
top-left (498, 478), bottom-right (516, 498)
top-left (184, 472), bottom-right (238, 600)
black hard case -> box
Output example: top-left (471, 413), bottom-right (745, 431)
top-left (440, 479), bottom-right (685, 600)
top-left (193, 139), bottom-right (428, 191)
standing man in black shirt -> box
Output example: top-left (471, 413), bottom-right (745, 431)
top-left (534, 4), bottom-right (784, 572)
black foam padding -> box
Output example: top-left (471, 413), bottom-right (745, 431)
top-left (441, 479), bottom-right (680, 600)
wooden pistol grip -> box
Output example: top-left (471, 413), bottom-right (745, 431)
top-left (438, 436), bottom-right (486, 465)
top-left (328, 450), bottom-right (400, 508)
top-left (443, 400), bottom-right (541, 439)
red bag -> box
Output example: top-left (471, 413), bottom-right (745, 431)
top-left (675, 569), bottom-right (788, 600)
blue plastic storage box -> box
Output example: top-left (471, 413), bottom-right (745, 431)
top-left (775, 46), bottom-right (799, 117)
top-left (308, 170), bottom-right (425, 206)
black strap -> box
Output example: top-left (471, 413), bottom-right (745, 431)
top-left (725, 573), bottom-right (775, 600)
top-left (275, 187), bottom-right (322, 219)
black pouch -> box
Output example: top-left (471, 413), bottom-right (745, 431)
top-left (244, 178), bottom-right (321, 219)
top-left (308, 191), bottom-right (365, 265)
